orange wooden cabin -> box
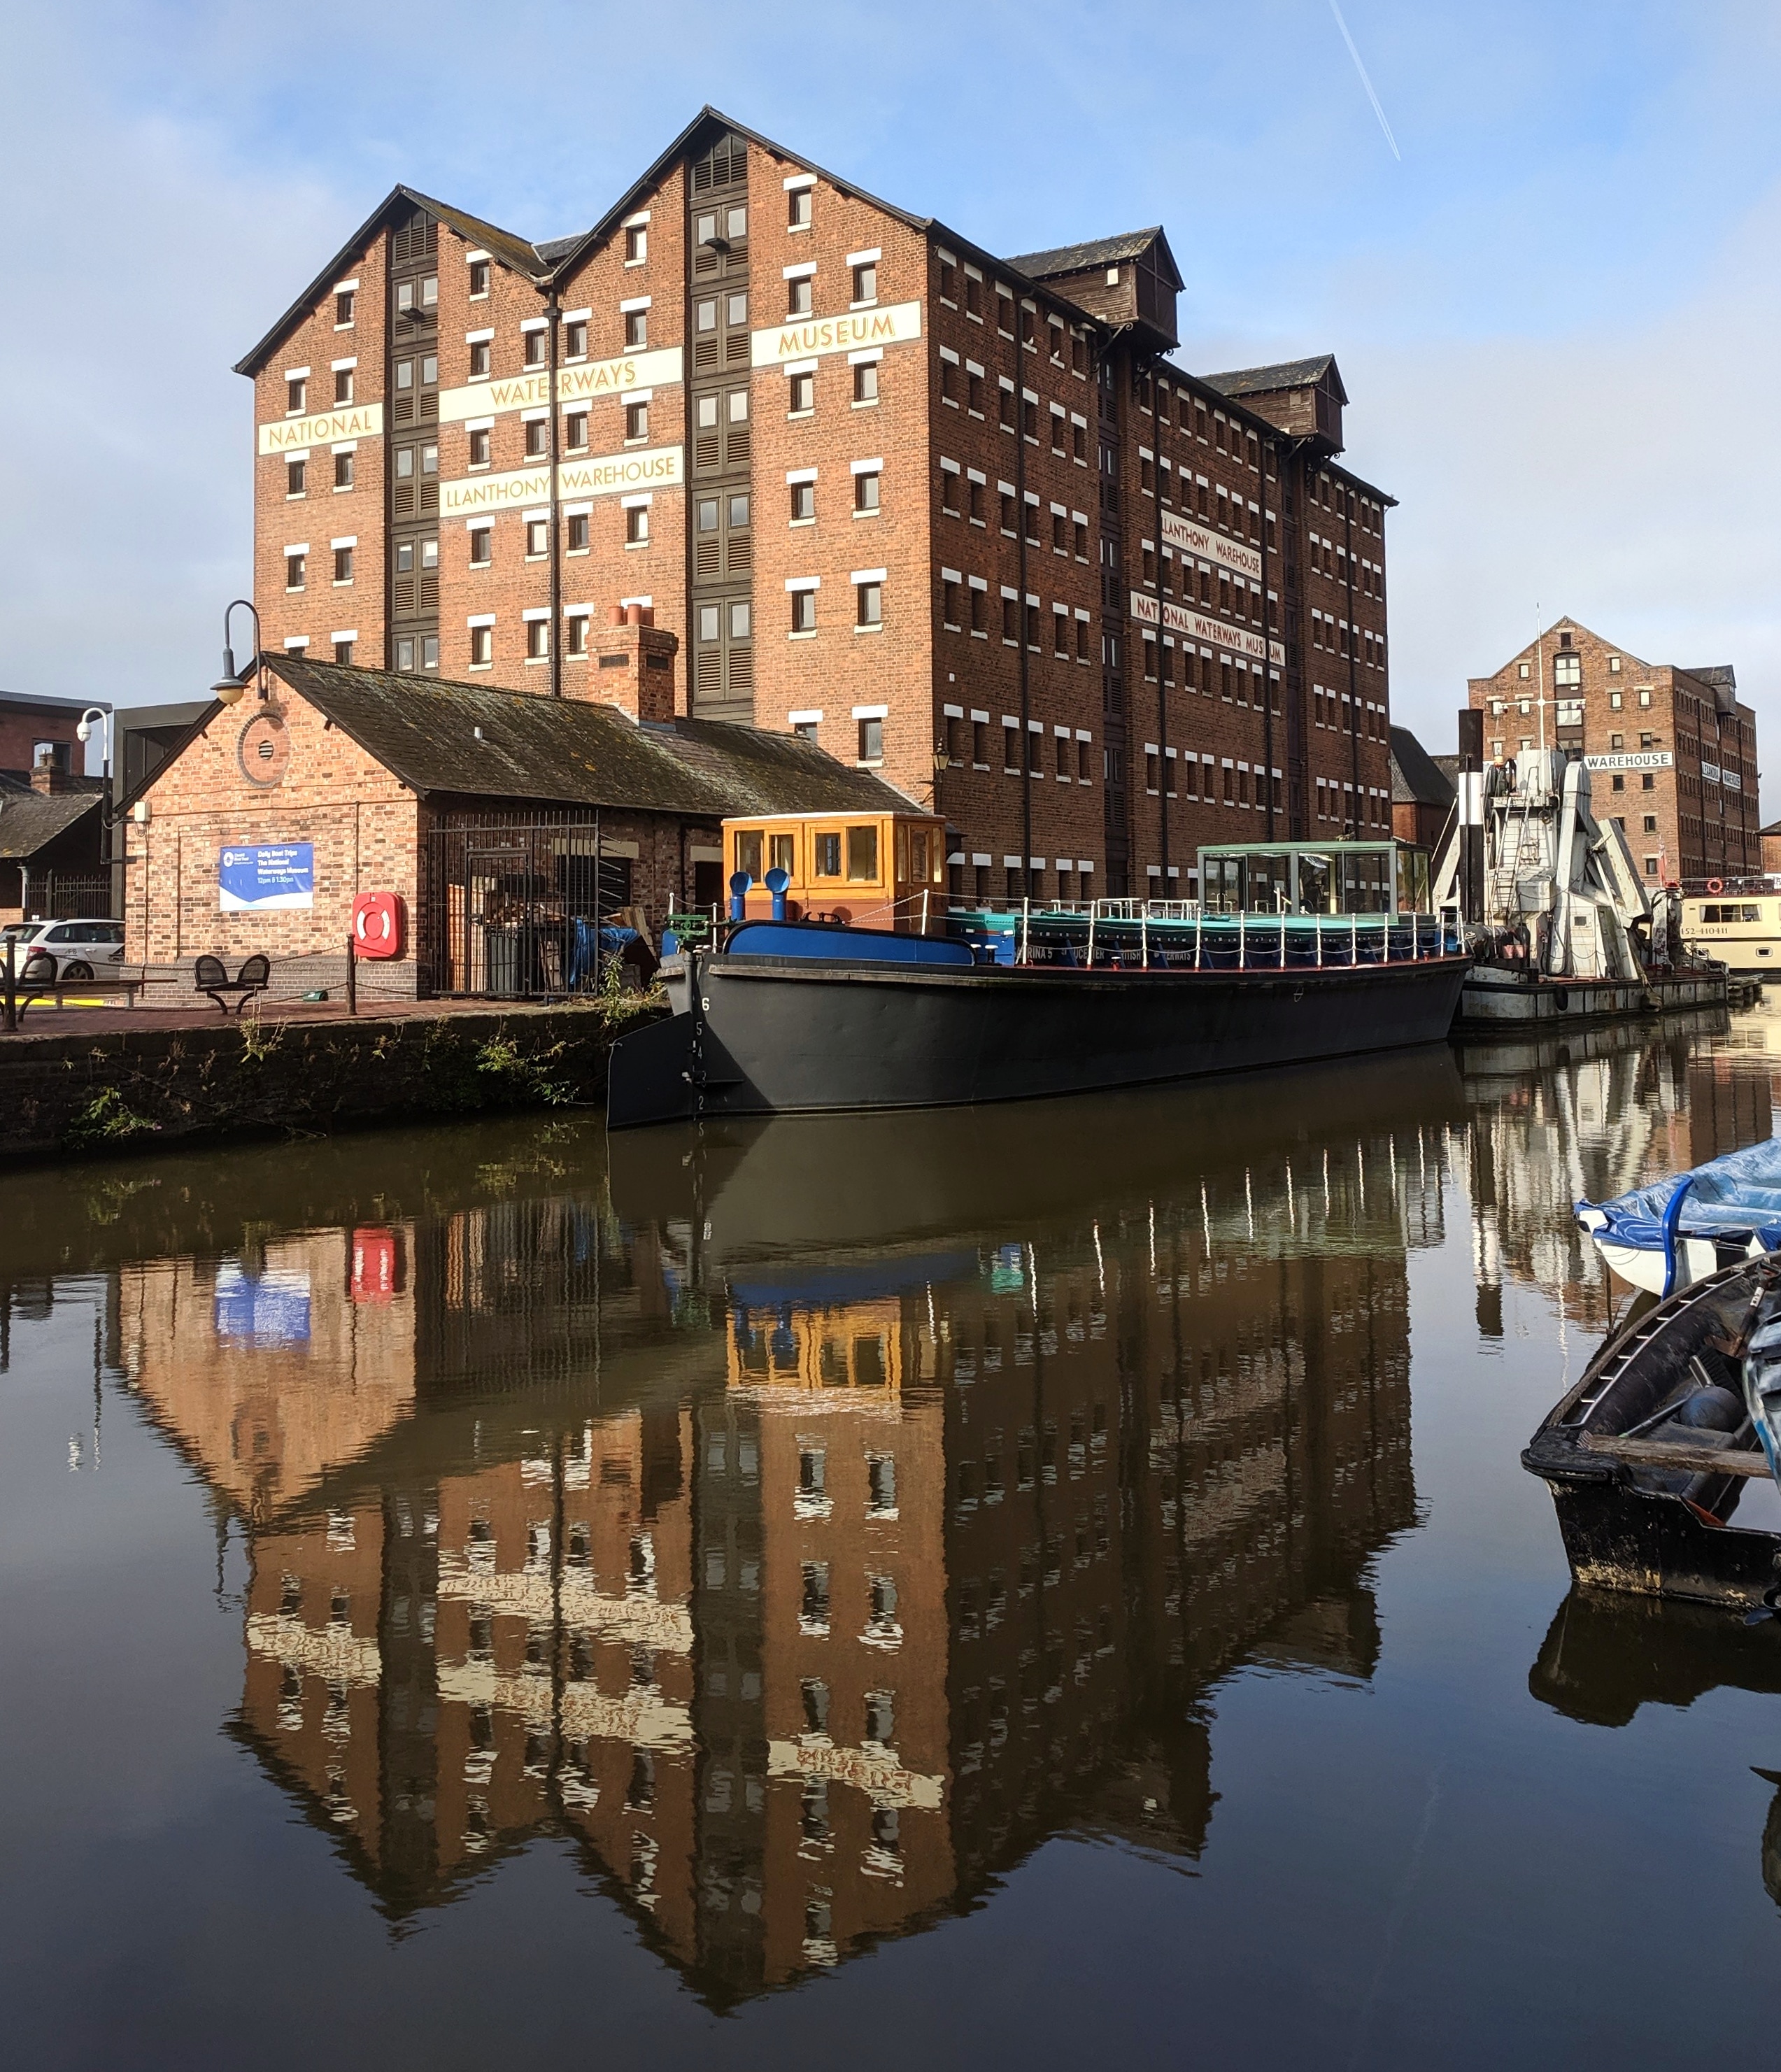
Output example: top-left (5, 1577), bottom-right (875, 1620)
top-left (723, 809), bottom-right (947, 932)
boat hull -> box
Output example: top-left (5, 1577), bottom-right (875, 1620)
top-left (1454, 963), bottom-right (1727, 1030)
top-left (609, 950), bottom-right (1471, 1127)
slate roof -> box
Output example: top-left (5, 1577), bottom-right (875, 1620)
top-left (269, 657), bottom-right (921, 820)
top-left (1203, 354), bottom-right (1349, 406)
top-left (0, 785), bottom-right (101, 860)
top-left (1389, 725), bottom-right (1455, 809)
top-left (1002, 228), bottom-right (1180, 288)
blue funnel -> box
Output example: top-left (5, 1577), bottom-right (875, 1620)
top-left (728, 869), bottom-right (751, 922)
top-left (764, 865), bottom-right (791, 921)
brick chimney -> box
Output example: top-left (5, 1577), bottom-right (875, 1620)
top-left (571, 603), bottom-right (679, 724)
top-left (31, 748), bottom-right (73, 795)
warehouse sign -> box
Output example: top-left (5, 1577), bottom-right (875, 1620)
top-left (1129, 592), bottom-right (1284, 667)
top-left (257, 403), bottom-right (383, 455)
top-left (752, 300), bottom-right (922, 366)
top-left (1159, 510), bottom-right (1263, 583)
top-left (219, 843), bottom-right (314, 911)
top-left (438, 346), bottom-right (685, 424)
top-left (441, 445), bottom-right (684, 520)
top-left (1584, 751), bottom-right (1674, 773)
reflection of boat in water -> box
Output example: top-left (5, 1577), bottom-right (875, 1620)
top-left (1522, 1260), bottom-right (1781, 1608)
top-left (1578, 1135), bottom-right (1781, 1297)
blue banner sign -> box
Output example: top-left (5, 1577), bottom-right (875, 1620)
top-left (213, 1262), bottom-right (312, 1346)
top-left (219, 843), bottom-right (314, 911)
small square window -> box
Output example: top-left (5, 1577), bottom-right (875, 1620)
top-left (625, 399), bottom-right (648, 441)
top-left (1643, 814), bottom-right (1657, 833)
top-left (791, 588), bottom-right (816, 632)
top-left (286, 376), bottom-right (306, 414)
top-left (333, 545), bottom-right (353, 583)
top-left (794, 718), bottom-right (818, 741)
top-left (332, 367), bottom-right (354, 404)
top-left (788, 187), bottom-right (812, 229)
top-left (790, 481), bottom-right (814, 523)
top-left (565, 614), bottom-right (588, 656)
top-left (469, 259), bottom-right (490, 297)
top-left (858, 716), bottom-right (883, 761)
top-left (285, 457), bottom-right (306, 497)
top-left (565, 409), bottom-right (588, 450)
top-left (563, 319), bottom-right (587, 359)
top-left (856, 581), bottom-right (883, 628)
top-left (1638, 688), bottom-right (1652, 708)
top-left (333, 450), bottom-right (354, 489)
top-left (395, 637), bottom-right (415, 670)
top-left (285, 552), bottom-right (306, 592)
top-left (527, 619), bottom-right (550, 660)
top-left (698, 603), bottom-right (720, 642)
top-left (730, 600), bottom-right (751, 639)
top-left (626, 505), bottom-right (650, 545)
top-left (525, 518), bottom-right (548, 558)
top-left (625, 225), bottom-right (647, 262)
top-left (729, 493), bottom-right (750, 528)
top-left (332, 637), bottom-right (354, 664)
top-left (854, 470), bottom-right (880, 513)
top-left (566, 512), bottom-right (589, 553)
top-left (524, 329), bottom-right (548, 367)
top-left (335, 289), bottom-right (355, 326)
top-left (525, 418), bottom-right (548, 458)
top-left (788, 370), bottom-right (814, 414)
top-left (469, 526), bottom-right (492, 567)
top-left (788, 276), bottom-right (814, 316)
top-left (469, 339), bottom-right (491, 378)
top-left (852, 262), bottom-right (877, 304)
top-left (853, 362), bottom-right (878, 405)
top-left (468, 427), bottom-right (491, 467)
top-left (625, 308), bottom-right (648, 348)
top-left (470, 625), bottom-right (493, 666)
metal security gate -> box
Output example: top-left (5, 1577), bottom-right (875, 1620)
top-left (422, 813), bottom-right (633, 999)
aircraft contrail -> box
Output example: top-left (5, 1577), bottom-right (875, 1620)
top-left (1329, 0), bottom-right (1401, 162)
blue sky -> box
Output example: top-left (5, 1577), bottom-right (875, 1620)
top-left (6, 1), bottom-right (1779, 807)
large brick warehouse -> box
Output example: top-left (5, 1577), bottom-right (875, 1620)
top-left (212, 104), bottom-right (1394, 915)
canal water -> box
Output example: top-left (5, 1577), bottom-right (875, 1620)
top-left (8, 1009), bottom-right (1781, 2068)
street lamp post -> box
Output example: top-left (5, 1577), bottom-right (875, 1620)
top-left (213, 598), bottom-right (264, 706)
top-left (76, 705), bottom-right (115, 878)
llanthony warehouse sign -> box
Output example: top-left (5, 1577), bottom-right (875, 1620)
top-left (440, 445), bottom-right (684, 521)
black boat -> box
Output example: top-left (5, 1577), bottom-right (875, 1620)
top-left (606, 915), bottom-right (1471, 1128)
top-left (1522, 1258), bottom-right (1781, 1609)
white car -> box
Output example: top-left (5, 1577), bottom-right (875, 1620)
top-left (15, 918), bottom-right (126, 984)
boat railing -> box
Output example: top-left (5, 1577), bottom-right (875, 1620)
top-left (938, 901), bottom-right (1456, 972)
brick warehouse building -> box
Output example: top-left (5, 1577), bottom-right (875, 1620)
top-left (236, 106), bottom-right (1396, 906)
top-left (1467, 617), bottom-right (1760, 886)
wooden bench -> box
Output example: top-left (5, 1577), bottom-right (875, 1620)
top-left (194, 953), bottom-right (271, 1016)
top-left (6, 969), bottom-right (147, 1025)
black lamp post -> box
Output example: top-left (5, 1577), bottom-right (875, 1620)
top-left (212, 598), bottom-right (264, 705)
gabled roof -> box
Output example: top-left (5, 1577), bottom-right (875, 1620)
top-left (266, 656), bottom-right (919, 820)
top-left (234, 184), bottom-right (560, 377)
top-left (1389, 725), bottom-right (1455, 810)
top-left (1002, 227), bottom-right (1182, 290)
top-left (1203, 354), bottom-right (1349, 406)
top-left (0, 785), bottom-right (101, 860)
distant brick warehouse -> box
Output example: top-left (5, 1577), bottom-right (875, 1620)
top-left (1466, 617), bottom-right (1761, 886)
top-left (236, 106), bottom-right (1396, 904)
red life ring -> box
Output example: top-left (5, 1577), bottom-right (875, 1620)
top-left (1705, 878), bottom-right (1724, 895)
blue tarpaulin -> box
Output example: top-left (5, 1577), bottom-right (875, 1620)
top-left (1577, 1135), bottom-right (1781, 1255)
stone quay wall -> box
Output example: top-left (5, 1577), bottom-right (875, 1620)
top-left (0, 1003), bottom-right (650, 1164)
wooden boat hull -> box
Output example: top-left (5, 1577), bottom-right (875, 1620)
top-left (609, 948), bottom-right (1471, 1128)
top-left (1523, 1261), bottom-right (1781, 1609)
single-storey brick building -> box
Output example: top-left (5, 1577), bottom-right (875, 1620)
top-left (122, 616), bottom-right (916, 999)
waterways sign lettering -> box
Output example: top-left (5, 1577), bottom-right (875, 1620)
top-left (219, 843), bottom-right (315, 912)
top-left (257, 404), bottom-right (385, 455)
top-left (1129, 591), bottom-right (1284, 667)
top-left (751, 301), bottom-right (922, 367)
top-left (441, 446), bottom-right (685, 521)
top-left (437, 346), bottom-right (686, 425)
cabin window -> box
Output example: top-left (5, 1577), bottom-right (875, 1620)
top-left (735, 830), bottom-right (763, 883)
top-left (769, 833), bottom-right (796, 877)
top-left (846, 825), bottom-right (879, 881)
top-left (814, 832), bottom-right (842, 878)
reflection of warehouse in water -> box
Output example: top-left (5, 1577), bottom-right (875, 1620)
top-left (85, 1081), bottom-right (1447, 2001)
